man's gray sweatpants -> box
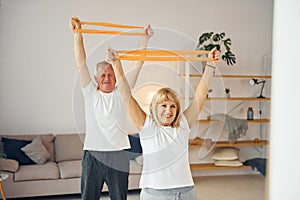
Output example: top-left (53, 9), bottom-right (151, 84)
top-left (81, 150), bottom-right (129, 200)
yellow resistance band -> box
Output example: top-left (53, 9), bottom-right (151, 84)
top-left (73, 18), bottom-right (145, 36)
top-left (116, 50), bottom-right (216, 61)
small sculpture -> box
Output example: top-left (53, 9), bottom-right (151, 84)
top-left (225, 88), bottom-right (230, 98)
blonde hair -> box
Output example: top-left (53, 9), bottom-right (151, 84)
top-left (149, 87), bottom-right (181, 128)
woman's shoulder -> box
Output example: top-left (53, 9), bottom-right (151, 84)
top-left (144, 115), bottom-right (154, 126)
top-left (140, 116), bottom-right (156, 132)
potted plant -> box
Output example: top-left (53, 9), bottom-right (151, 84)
top-left (196, 32), bottom-right (236, 66)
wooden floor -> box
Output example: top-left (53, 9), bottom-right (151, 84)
top-left (194, 174), bottom-right (266, 200)
top-left (15, 174), bottom-right (266, 200)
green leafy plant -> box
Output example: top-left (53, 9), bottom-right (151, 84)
top-left (196, 32), bottom-right (236, 66)
top-left (0, 152), bottom-right (5, 158)
top-left (0, 152), bottom-right (6, 177)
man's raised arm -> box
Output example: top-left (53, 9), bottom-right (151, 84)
top-left (127, 24), bottom-right (154, 89)
top-left (70, 17), bottom-right (91, 88)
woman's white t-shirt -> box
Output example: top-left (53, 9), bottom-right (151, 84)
top-left (82, 82), bottom-right (137, 151)
top-left (139, 115), bottom-right (194, 189)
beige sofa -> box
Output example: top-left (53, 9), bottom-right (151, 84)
top-left (0, 133), bottom-right (142, 199)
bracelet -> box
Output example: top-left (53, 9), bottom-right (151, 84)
top-left (206, 64), bottom-right (216, 69)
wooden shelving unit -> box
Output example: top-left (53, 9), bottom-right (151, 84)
top-left (206, 97), bottom-right (271, 101)
top-left (214, 140), bottom-right (268, 147)
top-left (190, 163), bottom-right (251, 171)
top-left (198, 119), bottom-right (270, 124)
top-left (189, 139), bottom-right (268, 147)
top-left (181, 72), bottom-right (271, 171)
top-left (181, 97), bottom-right (271, 101)
top-left (179, 74), bottom-right (272, 79)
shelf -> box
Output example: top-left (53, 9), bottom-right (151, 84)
top-left (181, 97), bottom-right (271, 101)
top-left (189, 139), bottom-right (268, 147)
top-left (190, 163), bottom-right (251, 170)
top-left (182, 72), bottom-right (271, 172)
top-left (198, 119), bottom-right (270, 124)
top-left (179, 74), bottom-right (272, 79)
top-left (206, 97), bottom-right (271, 101)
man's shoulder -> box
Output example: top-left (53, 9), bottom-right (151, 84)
top-left (82, 81), bottom-right (97, 96)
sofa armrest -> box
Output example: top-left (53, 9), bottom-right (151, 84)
top-left (0, 158), bottom-right (19, 172)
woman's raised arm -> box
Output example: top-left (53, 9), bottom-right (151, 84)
top-left (106, 48), bottom-right (146, 129)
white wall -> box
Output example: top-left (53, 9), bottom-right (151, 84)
top-left (0, 0), bottom-right (273, 134)
top-left (269, 0), bottom-right (300, 199)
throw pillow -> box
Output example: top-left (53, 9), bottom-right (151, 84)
top-left (126, 134), bottom-right (142, 160)
top-left (211, 147), bottom-right (240, 161)
top-left (214, 159), bottom-right (243, 167)
top-left (21, 137), bottom-right (51, 165)
top-left (2, 137), bottom-right (35, 165)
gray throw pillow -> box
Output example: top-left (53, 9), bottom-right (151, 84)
top-left (21, 137), bottom-right (50, 165)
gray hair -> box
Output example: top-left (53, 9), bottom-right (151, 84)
top-left (95, 61), bottom-right (111, 75)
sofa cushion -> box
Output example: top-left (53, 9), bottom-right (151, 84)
top-left (14, 161), bottom-right (59, 181)
top-left (55, 134), bottom-right (84, 162)
top-left (0, 134), bottom-right (55, 162)
top-left (2, 137), bottom-right (35, 165)
top-left (0, 158), bottom-right (19, 172)
top-left (21, 137), bottom-right (51, 165)
top-left (129, 160), bottom-right (142, 174)
top-left (58, 160), bottom-right (82, 179)
top-left (135, 155), bottom-right (143, 166)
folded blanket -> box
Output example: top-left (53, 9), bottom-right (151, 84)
top-left (243, 158), bottom-right (266, 176)
top-left (208, 113), bottom-right (248, 143)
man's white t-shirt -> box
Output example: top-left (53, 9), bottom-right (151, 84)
top-left (139, 115), bottom-right (194, 189)
top-left (82, 82), bottom-right (137, 151)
